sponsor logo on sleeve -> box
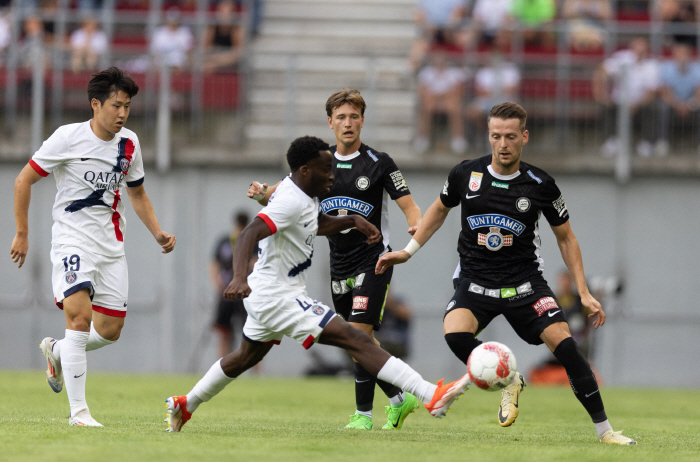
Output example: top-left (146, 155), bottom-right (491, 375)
top-left (446, 300), bottom-right (456, 311)
top-left (65, 271), bottom-right (77, 284)
top-left (352, 296), bottom-right (369, 311)
top-left (311, 305), bottom-right (325, 315)
top-left (516, 197), bottom-right (531, 212)
top-left (532, 297), bottom-right (559, 316)
top-left (355, 176), bottom-right (370, 190)
top-left (552, 195), bottom-right (568, 218)
top-left (366, 150), bottom-right (379, 162)
top-left (390, 171), bottom-right (408, 191)
top-left (469, 172), bottom-right (483, 192)
top-left (527, 170), bottom-right (542, 184)
top-left (442, 179), bottom-right (449, 196)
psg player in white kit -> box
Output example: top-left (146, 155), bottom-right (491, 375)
top-left (10, 67), bottom-right (176, 426)
top-left (164, 136), bottom-right (467, 432)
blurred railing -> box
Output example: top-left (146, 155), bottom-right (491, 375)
top-left (0, 0), bottom-right (250, 167)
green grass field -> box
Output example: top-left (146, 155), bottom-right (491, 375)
top-left (1, 370), bottom-right (698, 462)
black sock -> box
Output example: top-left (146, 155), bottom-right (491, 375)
top-left (354, 362), bottom-right (376, 412)
top-left (553, 337), bottom-right (607, 423)
top-left (444, 332), bottom-right (482, 364)
top-left (376, 378), bottom-right (402, 400)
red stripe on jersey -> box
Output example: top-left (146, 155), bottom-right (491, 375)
top-left (55, 298), bottom-right (63, 310)
top-left (257, 213), bottom-right (277, 234)
top-left (263, 339), bottom-right (281, 346)
top-left (111, 191), bottom-right (123, 242)
top-left (29, 159), bottom-right (49, 177)
top-left (92, 304), bottom-right (127, 318)
top-left (124, 138), bottom-right (135, 163)
top-left (302, 335), bottom-right (315, 350)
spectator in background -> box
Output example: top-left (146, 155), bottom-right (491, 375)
top-left (466, 45), bottom-right (520, 150)
top-left (203, 0), bottom-right (246, 72)
top-left (510, 0), bottom-right (557, 49)
top-left (657, 41), bottom-right (700, 156)
top-left (593, 36), bottom-right (661, 157)
top-left (70, 17), bottom-right (108, 73)
top-left (469, 0), bottom-right (513, 48)
top-left (209, 211), bottom-right (258, 360)
top-left (408, 0), bottom-right (469, 73)
top-left (414, 51), bottom-right (468, 154)
top-left (656, 0), bottom-right (697, 47)
top-left (150, 7), bottom-right (194, 71)
top-left (563, 0), bottom-right (613, 52)
top-left (374, 293), bottom-right (412, 360)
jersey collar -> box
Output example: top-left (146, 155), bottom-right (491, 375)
top-left (334, 150), bottom-right (361, 161)
top-left (487, 164), bottom-right (521, 181)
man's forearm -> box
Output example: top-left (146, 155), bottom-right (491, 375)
top-left (558, 237), bottom-right (590, 296)
top-left (130, 191), bottom-right (162, 237)
top-left (411, 199), bottom-right (449, 246)
top-left (14, 177), bottom-right (32, 236)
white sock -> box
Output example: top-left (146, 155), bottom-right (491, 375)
top-left (187, 359), bottom-right (234, 413)
top-left (595, 419), bottom-right (613, 437)
top-left (52, 339), bottom-right (62, 361)
top-left (376, 357), bottom-right (437, 404)
top-left (86, 322), bottom-right (116, 351)
top-left (355, 410), bottom-right (372, 418)
top-left (389, 391), bottom-right (404, 406)
top-left (61, 329), bottom-right (90, 417)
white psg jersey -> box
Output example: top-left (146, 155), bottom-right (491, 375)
top-left (30, 121), bottom-right (145, 257)
top-left (247, 177), bottom-right (319, 297)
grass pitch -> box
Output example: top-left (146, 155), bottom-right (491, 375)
top-left (1, 370), bottom-right (698, 462)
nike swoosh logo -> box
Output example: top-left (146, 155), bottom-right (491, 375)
top-left (355, 379), bottom-right (370, 383)
top-left (303, 221), bottom-right (312, 227)
top-left (351, 310), bottom-right (364, 316)
top-left (74, 372), bottom-right (86, 378)
top-left (123, 302), bottom-right (127, 307)
top-left (585, 390), bottom-right (599, 398)
top-left (548, 310), bottom-right (561, 317)
top-left (466, 194), bottom-right (480, 199)
top-left (81, 158), bottom-right (89, 161)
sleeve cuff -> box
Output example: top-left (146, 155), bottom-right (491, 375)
top-left (29, 159), bottom-right (49, 177)
top-left (257, 213), bottom-right (277, 234)
top-left (126, 177), bottom-right (144, 187)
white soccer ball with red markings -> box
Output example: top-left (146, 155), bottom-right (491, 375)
top-left (467, 341), bottom-right (517, 391)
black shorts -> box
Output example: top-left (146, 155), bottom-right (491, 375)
top-left (331, 266), bottom-right (393, 331)
top-left (444, 275), bottom-right (568, 345)
top-left (214, 297), bottom-right (247, 331)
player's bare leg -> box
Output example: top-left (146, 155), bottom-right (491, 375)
top-left (541, 323), bottom-right (636, 445)
top-left (166, 340), bottom-right (273, 432)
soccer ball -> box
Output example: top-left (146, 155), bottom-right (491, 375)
top-left (467, 341), bottom-right (517, 391)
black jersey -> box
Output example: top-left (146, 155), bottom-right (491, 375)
top-left (440, 154), bottom-right (569, 286)
top-left (320, 143), bottom-right (411, 279)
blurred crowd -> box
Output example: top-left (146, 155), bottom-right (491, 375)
top-left (0, 0), bottom-right (261, 74)
top-left (412, 0), bottom-right (700, 157)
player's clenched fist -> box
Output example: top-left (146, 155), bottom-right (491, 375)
top-left (224, 276), bottom-right (251, 299)
top-left (156, 231), bottom-right (177, 253)
top-left (10, 234), bottom-right (29, 268)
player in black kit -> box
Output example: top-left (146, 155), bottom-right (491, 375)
top-left (248, 89), bottom-right (423, 430)
top-left (376, 102), bottom-right (636, 445)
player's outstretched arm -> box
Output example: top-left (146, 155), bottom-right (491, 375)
top-left (247, 181), bottom-right (280, 206)
top-left (224, 217), bottom-right (271, 299)
top-left (317, 214), bottom-right (381, 244)
top-left (126, 184), bottom-right (176, 254)
top-left (376, 197), bottom-right (450, 274)
top-left (551, 221), bottom-right (606, 328)
top-left (395, 194), bottom-right (422, 235)
top-left (11, 164), bottom-right (43, 268)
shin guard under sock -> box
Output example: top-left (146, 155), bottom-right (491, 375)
top-left (444, 332), bottom-right (482, 364)
top-left (553, 337), bottom-right (607, 423)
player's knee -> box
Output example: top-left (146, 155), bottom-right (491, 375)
top-left (444, 332), bottom-right (482, 364)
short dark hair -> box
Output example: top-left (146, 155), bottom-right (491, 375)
top-left (325, 88), bottom-right (366, 117)
top-left (286, 136), bottom-right (330, 171)
top-left (488, 101), bottom-right (527, 131)
top-left (87, 67), bottom-right (139, 113)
